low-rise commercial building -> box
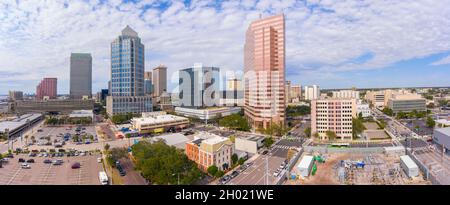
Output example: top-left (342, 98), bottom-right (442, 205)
top-left (387, 94), bottom-right (426, 113)
top-left (311, 98), bottom-right (357, 140)
top-left (8, 91), bottom-right (23, 101)
top-left (0, 113), bottom-right (43, 139)
top-left (185, 133), bottom-right (234, 171)
top-left (131, 111), bottom-right (189, 134)
top-left (235, 135), bottom-right (265, 154)
top-left (12, 99), bottom-right (94, 114)
top-left (357, 100), bottom-right (371, 118)
top-left (433, 127), bottom-right (450, 152)
top-left (175, 106), bottom-right (241, 120)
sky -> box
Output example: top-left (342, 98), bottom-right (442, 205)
top-left (0, 0), bottom-right (450, 95)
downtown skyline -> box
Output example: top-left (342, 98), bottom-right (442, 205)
top-left (1, 0), bottom-right (450, 94)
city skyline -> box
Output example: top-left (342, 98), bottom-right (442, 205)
top-left (1, 0), bottom-right (450, 94)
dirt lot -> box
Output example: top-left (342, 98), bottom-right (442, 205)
top-left (285, 153), bottom-right (430, 185)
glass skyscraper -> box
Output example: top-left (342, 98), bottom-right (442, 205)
top-left (106, 26), bottom-right (152, 116)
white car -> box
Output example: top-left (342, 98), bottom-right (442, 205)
top-left (273, 170), bottom-right (280, 177)
top-left (80, 152), bottom-right (86, 156)
top-left (21, 163), bottom-right (31, 169)
top-left (97, 158), bottom-right (102, 163)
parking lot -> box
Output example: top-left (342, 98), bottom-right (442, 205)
top-left (33, 125), bottom-right (98, 145)
top-left (0, 153), bottom-right (103, 185)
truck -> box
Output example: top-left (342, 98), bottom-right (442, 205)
top-left (99, 171), bottom-right (109, 185)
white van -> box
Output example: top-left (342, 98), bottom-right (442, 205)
top-left (99, 171), bottom-right (109, 185)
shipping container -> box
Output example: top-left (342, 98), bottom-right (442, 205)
top-left (296, 155), bottom-right (314, 177)
top-left (400, 155), bottom-right (419, 178)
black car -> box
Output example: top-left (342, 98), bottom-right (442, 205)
top-left (230, 171), bottom-right (239, 178)
top-left (262, 150), bottom-right (269, 155)
top-left (26, 159), bottom-right (35, 163)
top-left (6, 154), bottom-right (14, 158)
top-left (43, 159), bottom-right (52, 164)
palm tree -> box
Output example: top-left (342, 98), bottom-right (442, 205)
top-left (125, 133), bottom-right (132, 147)
top-left (24, 135), bottom-right (29, 146)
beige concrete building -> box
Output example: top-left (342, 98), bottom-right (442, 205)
top-left (311, 98), bottom-right (357, 140)
top-left (387, 93), bottom-right (426, 113)
top-left (244, 14), bottom-right (286, 129)
top-left (332, 90), bottom-right (360, 99)
top-left (152, 65), bottom-right (167, 97)
top-left (131, 111), bottom-right (189, 134)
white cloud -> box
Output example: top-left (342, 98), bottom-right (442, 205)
top-left (0, 0), bottom-right (450, 94)
top-left (431, 55), bottom-right (450, 66)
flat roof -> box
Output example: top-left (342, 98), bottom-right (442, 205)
top-left (400, 155), bottom-right (418, 169)
top-left (202, 136), bottom-right (229, 145)
top-left (153, 133), bottom-right (190, 146)
top-left (237, 134), bottom-right (265, 141)
top-left (435, 127), bottom-right (450, 136)
top-left (0, 113), bottom-right (42, 132)
top-left (133, 114), bottom-right (188, 125)
top-left (298, 155), bottom-right (314, 169)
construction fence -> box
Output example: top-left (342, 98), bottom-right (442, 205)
top-left (406, 149), bottom-right (441, 185)
top-left (303, 146), bottom-right (385, 154)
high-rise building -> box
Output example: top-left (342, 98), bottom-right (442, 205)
top-left (178, 64), bottom-right (220, 108)
top-left (285, 81), bottom-right (292, 103)
top-left (144, 71), bottom-right (153, 95)
top-left (36, 78), bottom-right (57, 100)
top-left (304, 85), bottom-right (320, 100)
top-left (291, 85), bottom-right (301, 101)
top-left (8, 90), bottom-right (23, 101)
top-left (70, 53), bottom-right (92, 99)
top-left (311, 98), bottom-right (357, 140)
top-left (106, 26), bottom-right (152, 116)
top-left (152, 65), bottom-right (167, 97)
top-left (244, 14), bottom-right (286, 129)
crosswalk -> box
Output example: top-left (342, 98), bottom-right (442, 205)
top-left (273, 145), bottom-right (295, 150)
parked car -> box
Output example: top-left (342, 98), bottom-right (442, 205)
top-left (5, 154), bottom-right (14, 158)
top-left (230, 171), bottom-right (239, 178)
top-left (18, 158), bottom-right (25, 163)
top-left (28, 153), bottom-right (37, 157)
top-left (26, 159), bottom-right (35, 163)
top-left (43, 159), bottom-right (52, 164)
top-left (97, 158), bottom-right (102, 163)
top-left (21, 163), bottom-right (31, 169)
top-left (71, 162), bottom-right (81, 169)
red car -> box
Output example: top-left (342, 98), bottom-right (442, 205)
top-left (71, 162), bottom-right (81, 169)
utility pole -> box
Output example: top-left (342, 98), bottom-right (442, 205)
top-left (266, 155), bottom-right (269, 185)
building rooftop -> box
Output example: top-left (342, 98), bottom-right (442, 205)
top-left (0, 113), bottom-right (42, 132)
top-left (202, 135), bottom-right (229, 145)
top-left (391, 94), bottom-right (424, 100)
top-left (435, 127), bottom-right (450, 136)
top-left (132, 114), bottom-right (188, 125)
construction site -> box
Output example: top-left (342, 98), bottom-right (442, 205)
top-left (285, 152), bottom-right (430, 185)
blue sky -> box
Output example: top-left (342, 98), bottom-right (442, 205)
top-left (0, 0), bottom-right (449, 95)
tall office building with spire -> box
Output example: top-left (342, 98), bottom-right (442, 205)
top-left (106, 26), bottom-right (152, 116)
top-left (244, 14), bottom-right (286, 129)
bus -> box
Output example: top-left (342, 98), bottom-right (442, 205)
top-left (99, 171), bottom-right (109, 185)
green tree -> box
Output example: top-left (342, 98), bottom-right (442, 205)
top-left (313, 132), bottom-right (320, 140)
top-left (238, 157), bottom-right (246, 165)
top-left (109, 147), bottom-right (128, 162)
top-left (382, 107), bottom-right (394, 116)
top-left (218, 114), bottom-right (250, 131)
top-left (207, 165), bottom-right (218, 176)
top-left (286, 105), bottom-right (311, 117)
top-left (325, 130), bottom-right (337, 141)
top-left (263, 137), bottom-right (274, 148)
top-left (132, 140), bottom-right (203, 185)
top-left (304, 127), bottom-right (311, 138)
top-left (426, 116), bottom-right (436, 128)
top-left (104, 143), bottom-right (110, 153)
top-left (231, 154), bottom-right (238, 165)
top-left (352, 118), bottom-right (366, 139)
top-left (215, 170), bottom-right (224, 178)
